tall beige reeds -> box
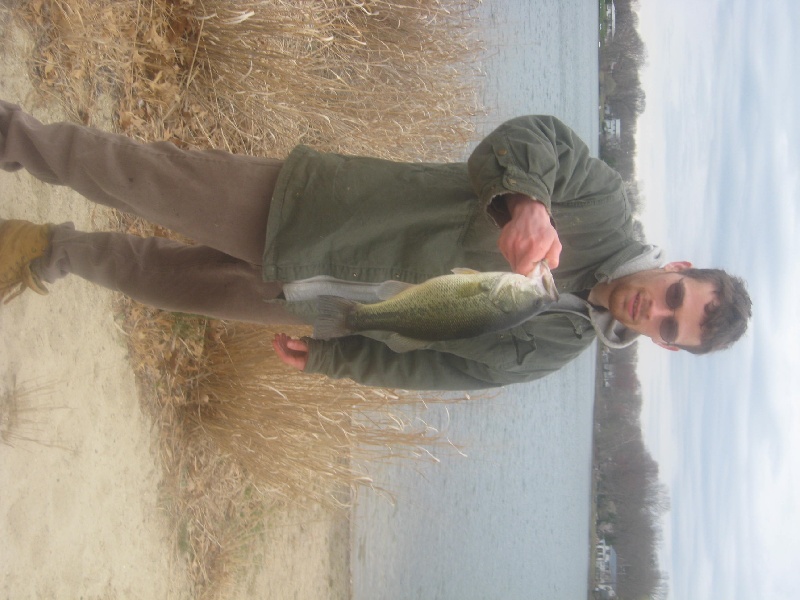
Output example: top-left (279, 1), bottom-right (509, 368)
top-left (182, 0), bottom-right (483, 158)
top-left (21, 0), bottom-right (483, 157)
top-left (189, 324), bottom-right (448, 505)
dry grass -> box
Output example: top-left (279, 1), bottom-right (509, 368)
top-left (14, 0), bottom-right (484, 596)
top-left (21, 0), bottom-right (482, 157)
top-left (177, 0), bottom-right (482, 158)
top-left (192, 323), bottom-right (450, 503)
top-left (112, 306), bottom-right (455, 596)
top-left (0, 378), bottom-right (70, 450)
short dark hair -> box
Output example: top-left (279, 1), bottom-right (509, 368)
top-left (677, 268), bottom-right (752, 355)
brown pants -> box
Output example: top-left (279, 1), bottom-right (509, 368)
top-left (0, 99), bottom-right (305, 325)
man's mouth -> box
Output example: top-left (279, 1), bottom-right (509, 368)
top-left (629, 292), bottom-right (640, 320)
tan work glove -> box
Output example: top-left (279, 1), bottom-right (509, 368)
top-left (0, 219), bottom-right (53, 303)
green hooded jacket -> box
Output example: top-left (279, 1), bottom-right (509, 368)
top-left (262, 116), bottom-right (650, 390)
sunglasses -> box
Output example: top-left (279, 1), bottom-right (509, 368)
top-left (660, 278), bottom-right (686, 345)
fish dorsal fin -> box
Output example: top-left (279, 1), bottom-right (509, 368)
top-left (451, 267), bottom-right (481, 275)
top-left (376, 280), bottom-right (416, 300)
top-left (383, 333), bottom-right (431, 353)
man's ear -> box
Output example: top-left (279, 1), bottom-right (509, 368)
top-left (654, 339), bottom-right (680, 352)
top-left (664, 261), bottom-right (693, 273)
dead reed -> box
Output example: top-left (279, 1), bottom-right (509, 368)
top-left (178, 0), bottom-right (483, 158)
top-left (22, 0), bottom-right (482, 158)
top-left (190, 324), bottom-right (448, 505)
top-left (112, 301), bottom-right (455, 597)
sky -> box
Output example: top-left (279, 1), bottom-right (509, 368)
top-left (634, 0), bottom-right (800, 598)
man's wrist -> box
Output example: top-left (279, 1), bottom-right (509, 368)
top-left (506, 194), bottom-right (546, 218)
top-left (488, 193), bottom-right (547, 227)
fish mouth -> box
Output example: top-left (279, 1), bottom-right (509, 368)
top-left (542, 273), bottom-right (559, 301)
top-left (529, 261), bottom-right (559, 301)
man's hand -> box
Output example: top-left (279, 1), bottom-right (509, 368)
top-left (497, 194), bottom-right (562, 274)
top-left (272, 333), bottom-right (309, 370)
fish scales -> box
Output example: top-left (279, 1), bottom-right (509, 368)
top-left (347, 278), bottom-right (515, 339)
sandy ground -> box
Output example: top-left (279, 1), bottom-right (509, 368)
top-left (1, 15), bottom-right (350, 600)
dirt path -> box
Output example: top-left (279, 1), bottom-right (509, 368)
top-left (0, 17), bottom-right (191, 600)
top-left (1, 15), bottom-right (349, 600)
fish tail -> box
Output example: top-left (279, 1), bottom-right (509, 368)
top-left (314, 295), bottom-right (359, 339)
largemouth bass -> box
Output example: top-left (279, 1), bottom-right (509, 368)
top-left (313, 263), bottom-right (558, 351)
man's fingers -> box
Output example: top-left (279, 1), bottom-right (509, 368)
top-left (273, 333), bottom-right (308, 354)
top-left (272, 333), bottom-right (309, 370)
top-left (525, 236), bottom-right (561, 272)
top-left (513, 240), bottom-right (560, 274)
top-left (545, 238), bottom-right (562, 270)
top-left (285, 337), bottom-right (309, 352)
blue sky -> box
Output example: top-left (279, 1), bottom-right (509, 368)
top-left (635, 0), bottom-right (800, 598)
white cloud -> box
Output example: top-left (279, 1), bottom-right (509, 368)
top-left (635, 1), bottom-right (800, 598)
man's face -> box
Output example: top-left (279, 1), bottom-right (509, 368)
top-left (605, 262), bottom-right (718, 350)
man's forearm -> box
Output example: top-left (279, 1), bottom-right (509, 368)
top-left (305, 336), bottom-right (527, 391)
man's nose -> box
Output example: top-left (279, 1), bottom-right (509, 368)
top-left (648, 299), bottom-right (673, 318)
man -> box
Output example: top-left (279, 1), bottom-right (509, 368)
top-left (0, 99), bottom-right (751, 390)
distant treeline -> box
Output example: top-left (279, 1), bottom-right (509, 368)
top-left (599, 0), bottom-right (646, 220)
top-left (593, 344), bottom-right (669, 600)
top-left (592, 5), bottom-right (670, 596)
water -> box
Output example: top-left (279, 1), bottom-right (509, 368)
top-left (351, 1), bottom-right (599, 598)
top-left (473, 0), bottom-right (600, 144)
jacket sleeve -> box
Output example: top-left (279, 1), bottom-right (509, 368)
top-left (467, 115), bottom-right (623, 226)
top-left (302, 315), bottom-right (594, 391)
top-left (468, 114), bottom-right (635, 292)
top-left (303, 337), bottom-right (536, 390)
